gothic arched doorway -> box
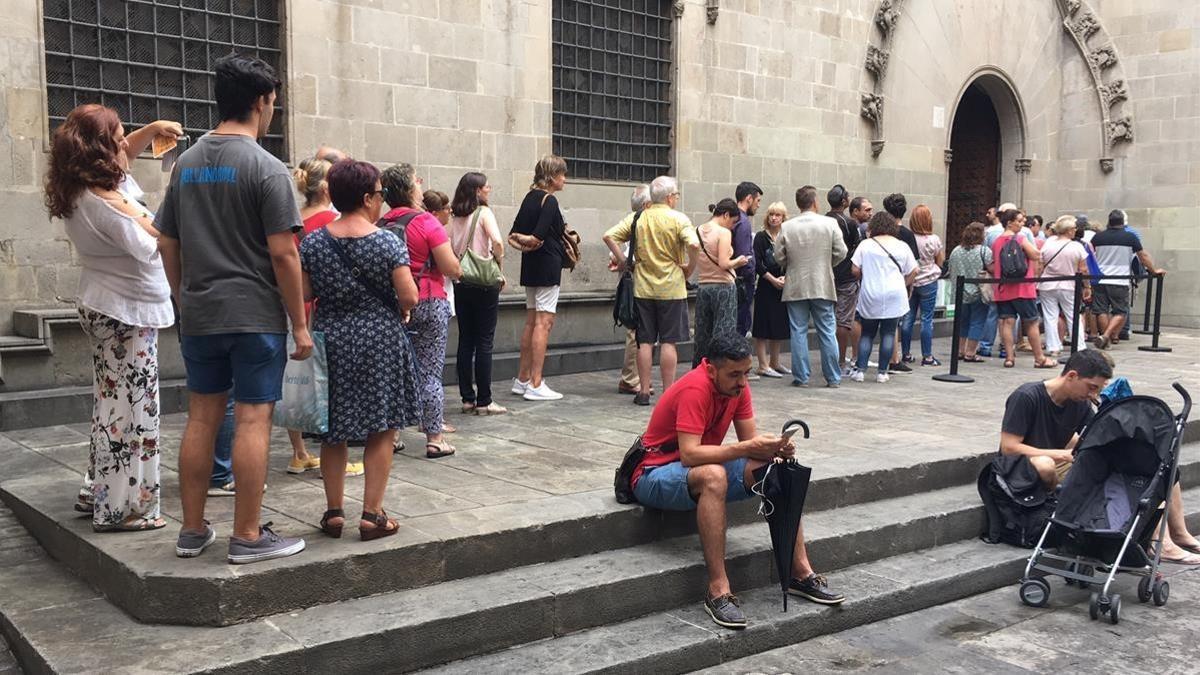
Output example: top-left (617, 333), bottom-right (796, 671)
top-left (946, 84), bottom-right (1001, 248)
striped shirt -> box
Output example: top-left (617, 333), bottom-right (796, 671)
top-left (1091, 226), bottom-right (1142, 287)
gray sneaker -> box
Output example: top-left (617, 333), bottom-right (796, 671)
top-left (704, 593), bottom-right (747, 629)
top-left (227, 522), bottom-right (305, 565)
top-left (176, 521), bottom-right (216, 558)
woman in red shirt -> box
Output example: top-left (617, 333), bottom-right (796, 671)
top-left (990, 209), bottom-right (1055, 369)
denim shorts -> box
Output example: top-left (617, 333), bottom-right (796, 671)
top-left (180, 333), bottom-right (287, 403)
top-left (633, 458), bottom-right (752, 511)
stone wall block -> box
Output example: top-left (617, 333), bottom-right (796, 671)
top-left (430, 56), bottom-right (479, 94)
top-left (440, 0), bottom-right (481, 25)
top-left (363, 123), bottom-right (418, 164)
top-left (417, 128), bottom-right (482, 168)
top-left (317, 78), bottom-right (395, 123)
top-left (381, 0), bottom-right (440, 20)
top-left (12, 240), bottom-right (71, 267)
top-left (349, 6), bottom-right (397, 47)
top-left (5, 88), bottom-right (42, 140)
top-left (699, 151), bottom-right (731, 184)
top-left (378, 48), bottom-right (430, 87)
top-left (391, 86), bottom-right (458, 128)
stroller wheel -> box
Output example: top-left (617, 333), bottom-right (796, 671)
top-left (1138, 577), bottom-right (1153, 603)
top-left (1108, 594), bottom-right (1121, 625)
top-left (1153, 580), bottom-right (1170, 607)
top-left (1019, 578), bottom-right (1051, 608)
top-left (1088, 592), bottom-right (1101, 620)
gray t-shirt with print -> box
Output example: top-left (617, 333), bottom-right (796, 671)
top-left (156, 134), bottom-right (301, 336)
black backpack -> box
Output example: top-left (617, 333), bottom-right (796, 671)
top-left (998, 235), bottom-right (1028, 280)
top-left (613, 211), bottom-right (641, 330)
top-left (977, 464), bottom-right (1056, 548)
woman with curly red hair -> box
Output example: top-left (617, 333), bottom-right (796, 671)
top-left (45, 104), bottom-right (179, 532)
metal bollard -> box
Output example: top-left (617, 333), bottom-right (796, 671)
top-left (933, 275), bottom-right (974, 383)
top-left (1138, 273), bottom-right (1172, 353)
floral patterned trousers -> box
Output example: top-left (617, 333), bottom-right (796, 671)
top-left (77, 308), bottom-right (162, 528)
top-left (408, 299), bottom-right (451, 436)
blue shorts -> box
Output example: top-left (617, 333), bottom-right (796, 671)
top-left (180, 333), bottom-right (287, 403)
top-left (633, 458), bottom-right (752, 511)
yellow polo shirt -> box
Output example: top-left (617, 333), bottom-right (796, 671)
top-left (605, 205), bottom-right (698, 300)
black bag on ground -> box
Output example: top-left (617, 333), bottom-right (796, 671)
top-left (977, 463), bottom-right (1056, 548)
top-left (614, 436), bottom-right (647, 504)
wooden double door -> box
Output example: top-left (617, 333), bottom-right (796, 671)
top-left (946, 84), bottom-right (1001, 249)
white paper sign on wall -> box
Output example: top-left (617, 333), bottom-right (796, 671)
top-left (932, 106), bottom-right (945, 129)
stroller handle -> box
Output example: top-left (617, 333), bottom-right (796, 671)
top-left (1173, 382), bottom-right (1191, 419)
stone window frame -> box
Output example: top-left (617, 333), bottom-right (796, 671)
top-left (40, 0), bottom-right (289, 161)
top-left (551, 0), bottom-right (675, 183)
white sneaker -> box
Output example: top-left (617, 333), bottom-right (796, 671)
top-left (760, 367), bottom-right (783, 378)
top-left (523, 381), bottom-right (563, 401)
top-left (849, 369), bottom-right (865, 383)
top-left (511, 378), bottom-right (529, 396)
top-left (876, 372), bottom-right (891, 384)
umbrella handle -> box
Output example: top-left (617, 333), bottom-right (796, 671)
top-left (782, 419), bottom-right (809, 440)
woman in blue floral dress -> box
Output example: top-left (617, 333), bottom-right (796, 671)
top-left (300, 160), bottom-right (419, 541)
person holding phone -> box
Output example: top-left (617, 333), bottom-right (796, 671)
top-left (628, 333), bottom-right (846, 630)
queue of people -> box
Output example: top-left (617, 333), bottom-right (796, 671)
top-left (43, 50), bottom-right (1171, 581)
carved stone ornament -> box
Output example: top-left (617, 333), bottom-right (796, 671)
top-left (1065, 0), bottom-right (1081, 16)
top-left (861, 93), bottom-right (884, 124)
top-left (1070, 13), bottom-right (1100, 40)
top-left (1099, 157), bottom-right (1115, 173)
top-left (944, 148), bottom-right (954, 165)
top-left (1090, 46), bottom-right (1118, 70)
top-left (872, 140), bottom-right (886, 157)
top-left (705, 0), bottom-right (719, 24)
top-left (1098, 79), bottom-right (1128, 108)
top-left (1015, 158), bottom-right (1032, 174)
top-left (1107, 116), bottom-right (1134, 145)
top-left (875, 0), bottom-right (901, 35)
top-left (865, 45), bottom-right (890, 78)
top-left (672, 0), bottom-right (685, 18)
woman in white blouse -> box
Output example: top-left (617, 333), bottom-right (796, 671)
top-left (44, 104), bottom-right (178, 531)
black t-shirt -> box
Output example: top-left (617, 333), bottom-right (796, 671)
top-left (896, 225), bottom-right (919, 259)
top-left (511, 189), bottom-right (565, 287)
top-left (993, 381), bottom-right (1094, 486)
top-left (827, 210), bottom-right (861, 284)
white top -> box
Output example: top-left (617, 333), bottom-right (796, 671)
top-left (851, 236), bottom-right (917, 320)
top-left (63, 190), bottom-right (174, 328)
top-left (1038, 237), bottom-right (1088, 292)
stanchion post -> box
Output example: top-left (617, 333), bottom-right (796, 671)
top-left (933, 275), bottom-right (974, 383)
top-left (1133, 272), bottom-right (1154, 335)
top-left (1059, 273), bottom-right (1084, 365)
top-left (1139, 272), bottom-right (1172, 353)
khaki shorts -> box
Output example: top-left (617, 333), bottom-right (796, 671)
top-left (1056, 460), bottom-right (1072, 484)
top-left (835, 280), bottom-right (860, 329)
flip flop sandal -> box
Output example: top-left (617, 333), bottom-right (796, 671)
top-left (1161, 552), bottom-right (1200, 566)
top-left (1035, 359), bottom-right (1058, 369)
top-left (425, 442), bottom-right (456, 459)
top-left (74, 501), bottom-right (95, 515)
top-left (1178, 541), bottom-right (1200, 555)
top-left (1003, 360), bottom-right (1015, 368)
top-left (442, 423), bottom-right (457, 434)
top-left (961, 355), bottom-right (985, 363)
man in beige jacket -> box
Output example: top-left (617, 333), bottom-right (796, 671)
top-left (775, 185), bottom-right (848, 387)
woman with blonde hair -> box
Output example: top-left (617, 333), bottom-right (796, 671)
top-left (1037, 215), bottom-right (1091, 356)
top-left (751, 201), bottom-right (791, 376)
top-left (507, 155), bottom-right (569, 402)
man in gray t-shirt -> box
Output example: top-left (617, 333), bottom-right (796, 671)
top-left (158, 54), bottom-right (310, 565)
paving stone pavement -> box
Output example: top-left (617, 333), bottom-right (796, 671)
top-left (0, 331), bottom-right (1196, 538)
top-left (697, 565), bottom-right (1200, 674)
top-left (0, 331), bottom-right (1197, 669)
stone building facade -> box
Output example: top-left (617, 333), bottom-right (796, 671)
top-left (0, 0), bottom-right (1196, 392)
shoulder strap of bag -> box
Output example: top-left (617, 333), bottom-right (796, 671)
top-left (628, 209), bottom-right (640, 267)
top-left (699, 224), bottom-right (737, 283)
top-left (1035, 239), bottom-right (1070, 278)
top-left (457, 207), bottom-right (483, 260)
top-left (872, 236), bottom-right (904, 275)
top-left (327, 233), bottom-right (400, 316)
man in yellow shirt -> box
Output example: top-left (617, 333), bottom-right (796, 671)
top-left (604, 176), bottom-right (700, 406)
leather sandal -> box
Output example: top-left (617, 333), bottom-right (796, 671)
top-left (426, 440), bottom-right (456, 459)
top-left (320, 509), bottom-right (344, 539)
top-left (359, 509), bottom-right (399, 542)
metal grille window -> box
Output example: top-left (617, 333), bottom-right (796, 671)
top-left (42, 0), bottom-right (287, 160)
top-left (552, 0), bottom-right (673, 182)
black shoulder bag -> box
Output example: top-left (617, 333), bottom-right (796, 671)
top-left (613, 212), bottom-right (640, 330)
top-left (614, 436), bottom-right (678, 504)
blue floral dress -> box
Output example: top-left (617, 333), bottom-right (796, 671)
top-left (300, 228), bottom-right (420, 443)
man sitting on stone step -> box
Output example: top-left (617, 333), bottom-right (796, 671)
top-left (629, 333), bottom-right (845, 629)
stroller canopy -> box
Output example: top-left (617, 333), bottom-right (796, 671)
top-left (1052, 396), bottom-right (1178, 535)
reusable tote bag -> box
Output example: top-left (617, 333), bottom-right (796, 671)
top-left (272, 331), bottom-right (330, 435)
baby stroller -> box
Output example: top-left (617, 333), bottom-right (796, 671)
top-left (1017, 382), bottom-right (1192, 624)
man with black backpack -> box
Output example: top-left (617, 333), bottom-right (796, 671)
top-left (610, 185), bottom-right (652, 395)
top-left (827, 185), bottom-right (862, 375)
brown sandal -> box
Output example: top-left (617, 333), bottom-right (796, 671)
top-left (425, 441), bottom-right (456, 459)
top-left (1035, 358), bottom-right (1058, 369)
top-left (320, 509), bottom-right (344, 538)
top-left (359, 509), bottom-right (399, 542)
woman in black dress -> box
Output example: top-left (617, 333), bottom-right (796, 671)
top-left (506, 155), bottom-right (568, 402)
top-left (751, 201), bottom-right (791, 377)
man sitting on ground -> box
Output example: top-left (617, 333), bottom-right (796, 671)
top-left (993, 349), bottom-right (1110, 493)
top-left (630, 334), bottom-right (845, 629)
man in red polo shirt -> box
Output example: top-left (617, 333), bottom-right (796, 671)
top-left (631, 334), bottom-right (845, 629)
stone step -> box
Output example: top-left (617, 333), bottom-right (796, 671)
top-left (424, 492), bottom-right (1200, 675)
top-left (0, 482), bottom-right (1006, 674)
top-left (0, 443), bottom-right (1009, 627)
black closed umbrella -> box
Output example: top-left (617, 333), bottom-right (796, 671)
top-left (752, 419), bottom-right (812, 611)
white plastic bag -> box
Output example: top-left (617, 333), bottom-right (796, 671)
top-left (272, 331), bottom-right (329, 435)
